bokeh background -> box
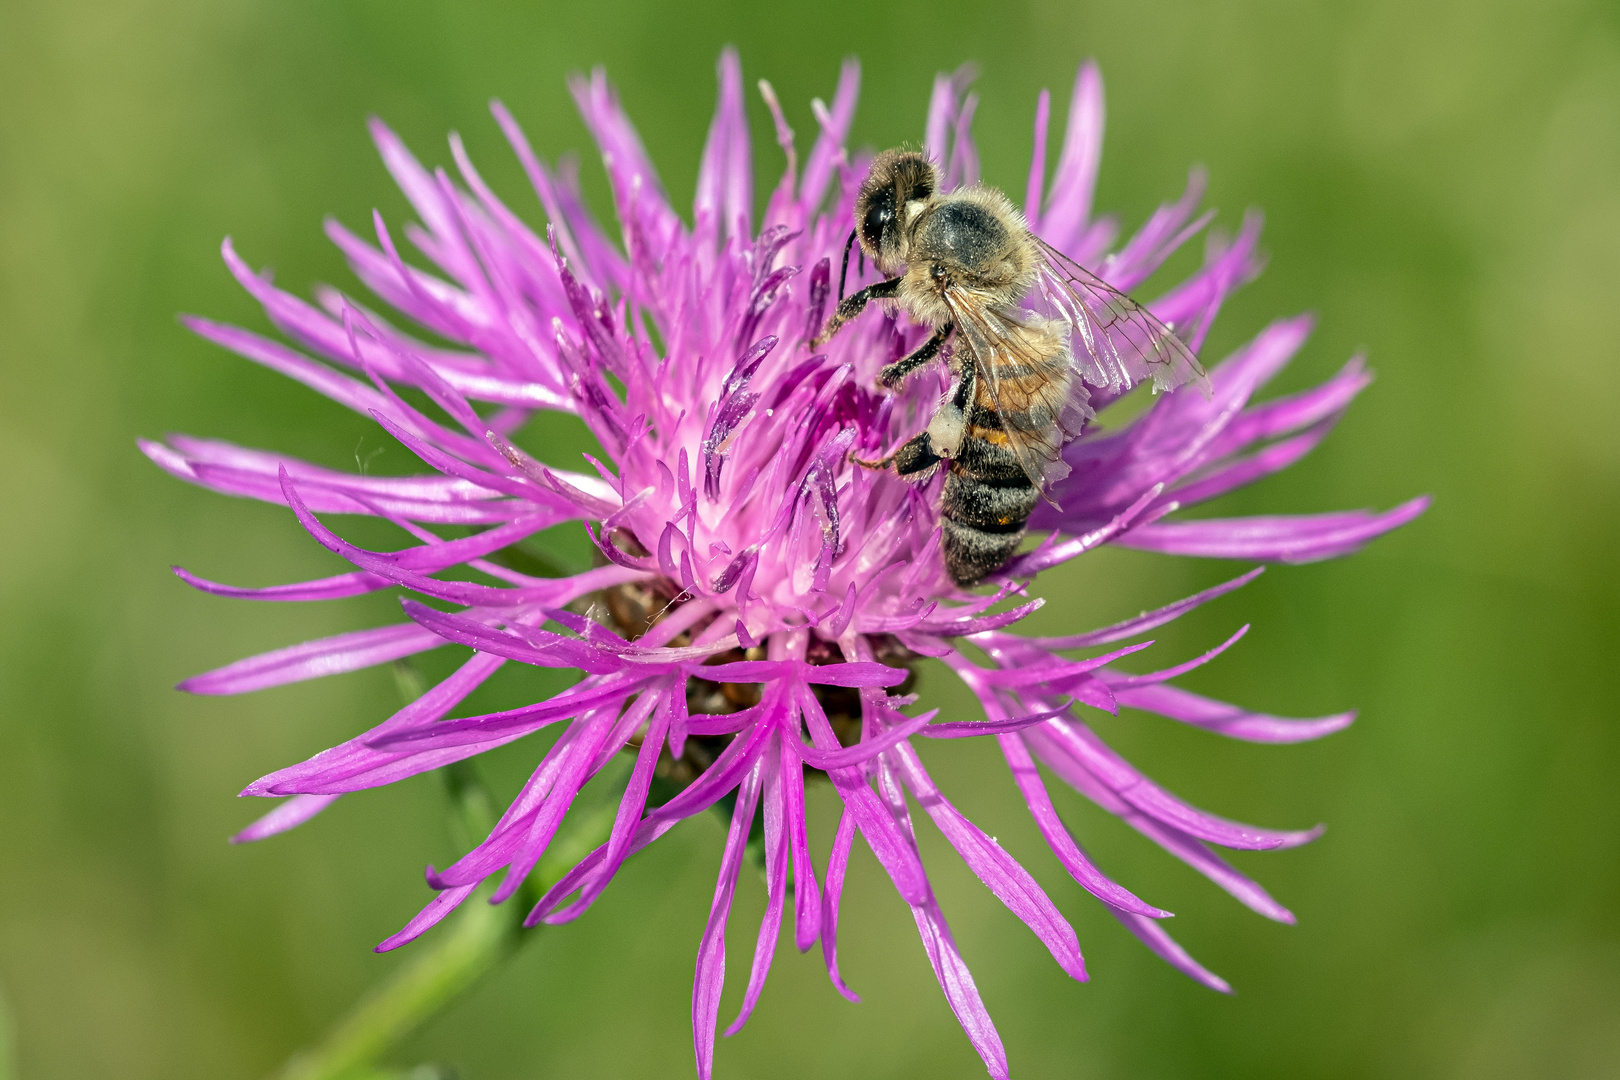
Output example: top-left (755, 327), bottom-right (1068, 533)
top-left (3, 0), bottom-right (1618, 1077)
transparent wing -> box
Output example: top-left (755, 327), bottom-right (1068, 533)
top-left (1033, 236), bottom-right (1210, 397)
top-left (943, 288), bottom-right (1093, 495)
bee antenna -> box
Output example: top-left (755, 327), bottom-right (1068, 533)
top-left (836, 227), bottom-right (858, 303)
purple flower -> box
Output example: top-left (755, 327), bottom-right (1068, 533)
top-left (149, 50), bottom-right (1426, 1078)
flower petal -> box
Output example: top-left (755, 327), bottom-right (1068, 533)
top-left (693, 754), bottom-right (764, 1080)
top-left (1117, 497), bottom-right (1431, 563)
top-left (890, 742), bottom-right (1088, 982)
top-left (179, 622), bottom-right (443, 696)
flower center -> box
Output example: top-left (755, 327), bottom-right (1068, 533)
top-left (597, 576), bottom-right (920, 795)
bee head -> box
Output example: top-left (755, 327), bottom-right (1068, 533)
top-left (854, 149), bottom-right (937, 269)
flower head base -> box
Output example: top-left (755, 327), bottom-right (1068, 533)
top-left (149, 50), bottom-right (1425, 1078)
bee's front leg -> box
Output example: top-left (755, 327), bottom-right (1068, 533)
top-left (811, 276), bottom-right (902, 347)
top-left (878, 321), bottom-right (954, 388)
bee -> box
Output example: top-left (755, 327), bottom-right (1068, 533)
top-left (813, 149), bottom-right (1208, 586)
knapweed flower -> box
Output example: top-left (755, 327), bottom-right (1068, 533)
top-left (148, 51), bottom-right (1425, 1078)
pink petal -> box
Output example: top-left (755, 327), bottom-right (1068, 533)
top-left (818, 807), bottom-right (860, 1002)
top-left (724, 736), bottom-right (788, 1036)
top-left (1037, 62), bottom-right (1104, 256)
top-left (997, 731), bottom-right (1168, 918)
top-left (179, 622), bottom-right (443, 696)
top-left (230, 793), bottom-right (341, 844)
top-left (890, 742), bottom-right (1087, 982)
top-left (692, 755), bottom-right (764, 1080)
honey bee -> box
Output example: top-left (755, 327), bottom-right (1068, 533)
top-left (813, 149), bottom-right (1208, 585)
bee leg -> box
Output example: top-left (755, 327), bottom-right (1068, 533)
top-left (892, 432), bottom-right (944, 476)
top-left (853, 433), bottom-right (942, 479)
top-left (878, 321), bottom-right (954, 388)
top-left (812, 276), bottom-right (902, 347)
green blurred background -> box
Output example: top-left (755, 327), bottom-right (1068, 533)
top-left (2, 0), bottom-right (1617, 1077)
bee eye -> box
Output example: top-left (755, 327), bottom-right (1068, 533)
top-left (863, 203), bottom-right (890, 243)
top-left (861, 188), bottom-right (896, 248)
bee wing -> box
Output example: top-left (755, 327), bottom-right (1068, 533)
top-left (943, 287), bottom-right (1093, 495)
top-left (1033, 236), bottom-right (1210, 397)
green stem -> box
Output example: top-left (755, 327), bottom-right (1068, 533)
top-left (271, 879), bottom-right (524, 1080)
top-left (268, 664), bottom-right (624, 1080)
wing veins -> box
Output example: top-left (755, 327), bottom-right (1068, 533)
top-left (942, 288), bottom-right (1082, 497)
top-left (1033, 236), bottom-right (1209, 397)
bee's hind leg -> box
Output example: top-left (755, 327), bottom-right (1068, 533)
top-left (878, 321), bottom-right (954, 388)
top-left (853, 432), bottom-right (942, 479)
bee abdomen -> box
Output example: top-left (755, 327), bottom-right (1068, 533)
top-left (941, 441), bottom-right (1038, 586)
top-left (965, 400), bottom-right (1059, 440)
top-left (953, 415), bottom-right (1033, 483)
top-left (943, 471), bottom-right (1037, 532)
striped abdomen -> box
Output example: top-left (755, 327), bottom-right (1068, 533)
top-left (940, 374), bottom-right (1060, 585)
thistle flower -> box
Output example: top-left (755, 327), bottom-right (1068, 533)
top-left (147, 50), bottom-right (1426, 1078)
